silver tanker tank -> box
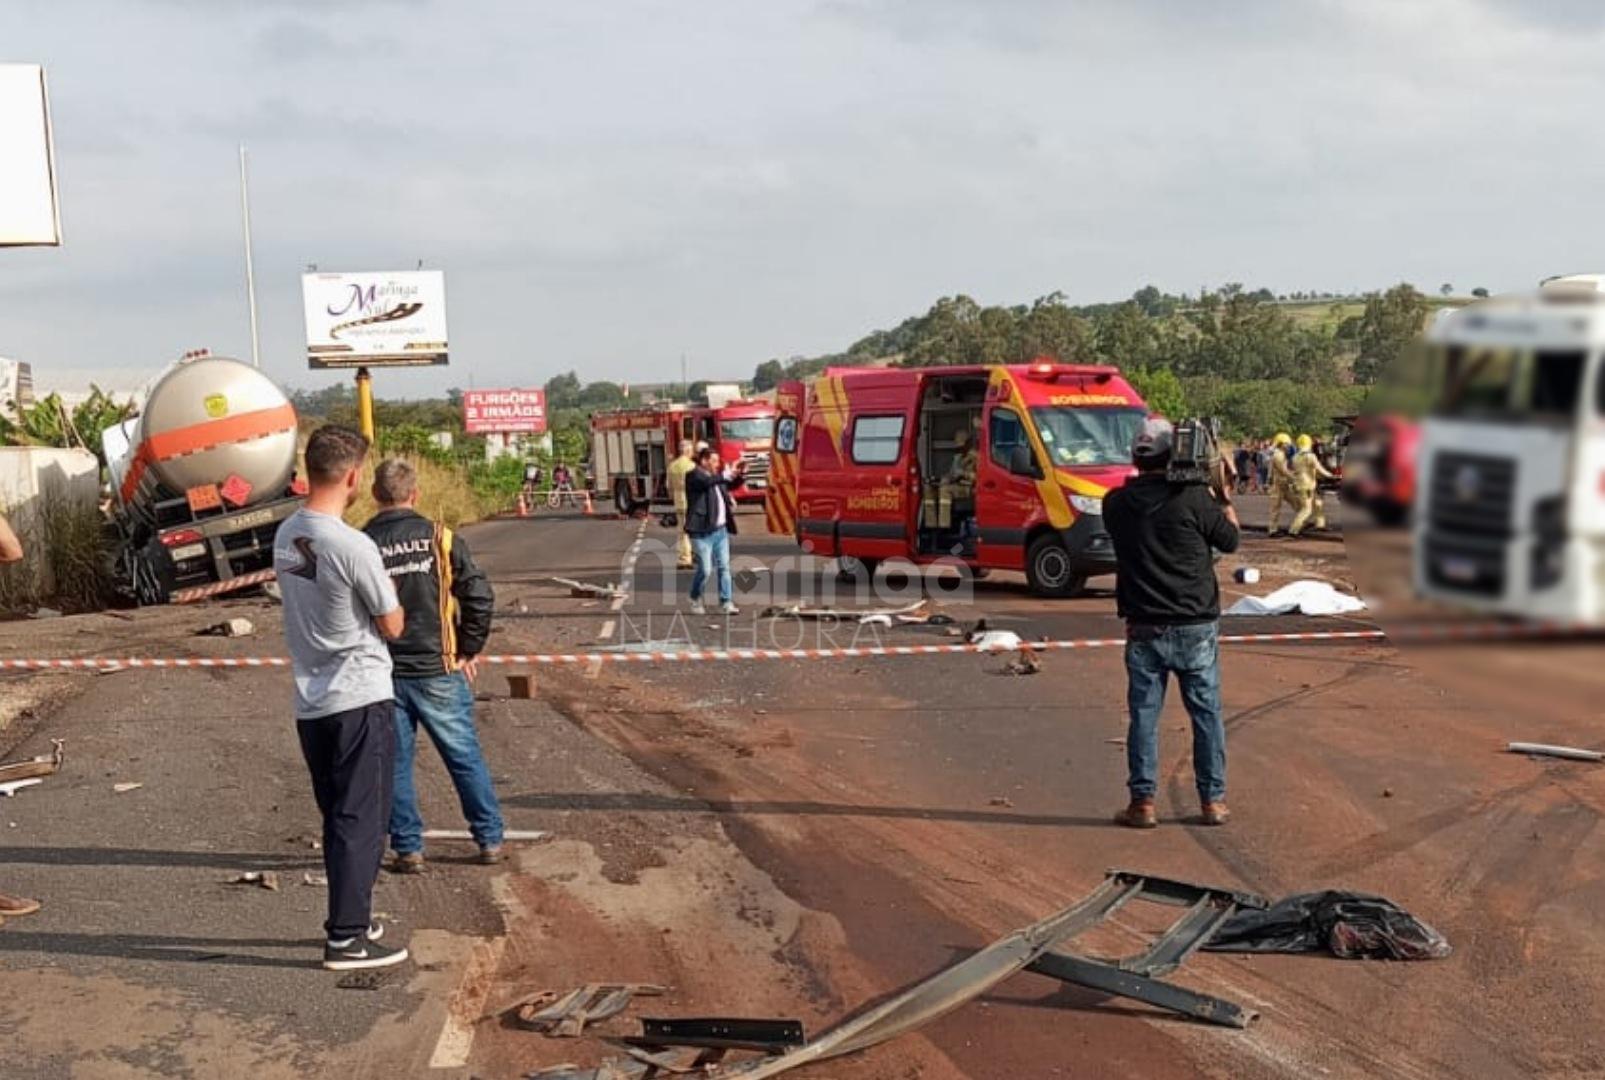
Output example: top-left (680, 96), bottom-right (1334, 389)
top-left (107, 355), bottom-right (299, 523)
top-left (103, 354), bottom-right (304, 604)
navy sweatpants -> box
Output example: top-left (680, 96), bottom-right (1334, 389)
top-left (296, 700), bottom-right (396, 941)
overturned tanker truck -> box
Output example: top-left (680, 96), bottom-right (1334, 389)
top-left (103, 354), bottom-right (305, 605)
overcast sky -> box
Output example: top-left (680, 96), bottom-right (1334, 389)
top-left (3, 0), bottom-right (1604, 396)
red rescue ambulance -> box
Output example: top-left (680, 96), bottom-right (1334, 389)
top-left (765, 362), bottom-right (1148, 596)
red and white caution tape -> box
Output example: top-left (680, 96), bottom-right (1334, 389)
top-left (0, 621), bottom-right (1596, 673)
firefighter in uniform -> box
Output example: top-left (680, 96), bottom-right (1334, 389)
top-left (1289, 434), bottom-right (1336, 536)
top-left (666, 440), bottom-right (697, 568)
top-left (1266, 432), bottom-right (1296, 536)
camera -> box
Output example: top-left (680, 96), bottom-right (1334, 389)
top-left (1167, 417), bottom-right (1223, 488)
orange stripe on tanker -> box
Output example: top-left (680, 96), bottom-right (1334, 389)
top-left (119, 403), bottom-right (299, 505)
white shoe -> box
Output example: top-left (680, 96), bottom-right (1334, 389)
top-left (689, 600), bottom-right (706, 615)
top-left (721, 602), bottom-right (740, 615)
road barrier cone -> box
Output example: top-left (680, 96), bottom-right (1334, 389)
top-left (517, 493), bottom-right (529, 518)
top-left (583, 490), bottom-right (595, 515)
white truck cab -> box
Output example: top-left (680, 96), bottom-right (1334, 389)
top-left (1414, 275), bottom-right (1605, 624)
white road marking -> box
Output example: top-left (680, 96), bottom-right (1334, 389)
top-left (428, 935), bottom-right (507, 1069)
top-left (589, 518), bottom-right (647, 678)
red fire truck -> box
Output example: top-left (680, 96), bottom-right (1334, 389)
top-left (590, 399), bottom-right (778, 514)
top-left (764, 362), bottom-right (1149, 596)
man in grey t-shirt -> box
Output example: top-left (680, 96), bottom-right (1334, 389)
top-left (274, 426), bottom-right (409, 972)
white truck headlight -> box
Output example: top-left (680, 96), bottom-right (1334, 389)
top-left (1069, 494), bottom-right (1102, 515)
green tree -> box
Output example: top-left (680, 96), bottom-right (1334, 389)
top-left (752, 359), bottom-right (785, 391)
top-left (544, 371), bottom-right (582, 409)
top-left (1355, 284), bottom-right (1429, 384)
top-left (1471, 287), bottom-right (1490, 298)
top-left (1125, 366), bottom-right (1187, 419)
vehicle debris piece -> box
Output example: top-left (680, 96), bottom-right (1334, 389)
top-left (858, 613), bottom-right (893, 628)
top-left (225, 871), bottom-right (280, 892)
top-left (545, 575), bottom-right (625, 600)
top-left (423, 828), bottom-right (548, 842)
top-left (0, 740), bottom-right (64, 785)
top-left (528, 871), bottom-right (1267, 1079)
top-left (302, 872), bottom-right (328, 887)
top-left (759, 599), bottom-right (928, 621)
top-left (1506, 741), bottom-right (1603, 763)
top-left (0, 778), bottom-right (43, 797)
top-left (112, 782), bottom-right (144, 794)
top-left (196, 617), bottom-right (255, 638)
top-left (624, 1018), bottom-right (807, 1054)
top-left (1204, 890), bottom-right (1452, 961)
top-left (512, 983), bottom-right (667, 1037)
top-left (999, 647), bottom-right (1040, 675)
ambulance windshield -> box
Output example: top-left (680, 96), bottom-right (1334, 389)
top-left (1029, 407), bottom-right (1147, 466)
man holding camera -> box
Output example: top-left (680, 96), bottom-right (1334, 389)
top-left (1103, 418), bottom-right (1240, 829)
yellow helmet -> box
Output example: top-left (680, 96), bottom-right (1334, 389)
top-left (1296, 434), bottom-right (1313, 452)
top-left (1273, 432), bottom-right (1292, 447)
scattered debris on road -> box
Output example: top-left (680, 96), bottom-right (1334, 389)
top-left (0, 778), bottom-right (43, 798)
top-left (545, 576), bottom-right (625, 600)
top-left (999, 647), bottom-right (1040, 675)
top-left (423, 828), bottom-right (549, 842)
top-left (1205, 890), bottom-right (1452, 960)
top-left (196, 617), bottom-right (255, 638)
top-left (529, 870), bottom-right (1268, 1079)
top-left (302, 872), bottom-right (328, 887)
top-left (1233, 566), bottom-right (1261, 584)
top-left (759, 599), bottom-right (929, 621)
top-left (226, 871), bottom-right (281, 892)
top-left (111, 782), bottom-right (143, 794)
top-left (512, 983), bottom-right (667, 1037)
top-left (0, 739), bottom-right (64, 785)
top-left (616, 1017), bottom-right (807, 1056)
top-left (987, 795), bottom-right (1014, 808)
top-left (1507, 741), bottom-right (1603, 763)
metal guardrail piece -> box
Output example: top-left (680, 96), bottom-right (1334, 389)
top-left (526, 870), bottom-right (1267, 1079)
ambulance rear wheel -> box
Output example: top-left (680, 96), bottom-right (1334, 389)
top-left (1026, 536), bottom-right (1084, 598)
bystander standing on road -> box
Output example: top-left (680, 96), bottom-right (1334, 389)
top-left (666, 440), bottom-right (696, 569)
top-left (0, 513), bottom-right (41, 929)
top-left (684, 447), bottom-right (746, 615)
top-left (273, 426), bottom-right (410, 971)
top-left (1103, 418), bottom-right (1241, 830)
top-left (363, 459), bottom-right (505, 873)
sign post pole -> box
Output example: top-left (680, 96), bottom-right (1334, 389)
top-left (356, 366), bottom-right (375, 442)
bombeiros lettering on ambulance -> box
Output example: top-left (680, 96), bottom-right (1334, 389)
top-left (1413, 274), bottom-right (1605, 624)
top-left (766, 361), bottom-right (1149, 597)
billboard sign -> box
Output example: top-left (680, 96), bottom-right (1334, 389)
top-left (301, 270), bottom-right (448, 368)
top-left (463, 388), bottom-right (547, 434)
top-left (0, 64), bottom-right (62, 247)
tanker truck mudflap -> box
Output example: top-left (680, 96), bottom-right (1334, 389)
top-left (105, 355), bottom-right (305, 606)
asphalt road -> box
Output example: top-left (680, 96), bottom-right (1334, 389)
top-left (461, 503), bottom-right (1605, 1080)
top-left (2, 499), bottom-right (1601, 1079)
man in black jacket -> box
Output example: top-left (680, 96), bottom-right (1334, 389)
top-left (1103, 418), bottom-right (1241, 830)
top-left (683, 448), bottom-right (745, 615)
top-left (364, 459), bottom-right (505, 870)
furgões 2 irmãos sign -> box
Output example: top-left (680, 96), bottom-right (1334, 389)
top-left (462, 389), bottom-right (547, 434)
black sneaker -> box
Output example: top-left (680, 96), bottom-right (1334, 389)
top-left (323, 937), bottom-right (409, 972)
top-left (366, 921), bottom-right (384, 943)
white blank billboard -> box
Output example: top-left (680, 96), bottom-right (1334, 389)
top-left (0, 64), bottom-right (61, 247)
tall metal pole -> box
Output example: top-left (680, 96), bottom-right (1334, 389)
top-left (238, 144), bottom-right (261, 369)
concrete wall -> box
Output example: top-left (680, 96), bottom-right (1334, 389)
top-left (0, 447), bottom-right (101, 599)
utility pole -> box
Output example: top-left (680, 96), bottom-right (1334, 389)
top-left (238, 144), bottom-right (261, 369)
top-left (681, 351), bottom-right (688, 401)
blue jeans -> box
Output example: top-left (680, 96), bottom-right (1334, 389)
top-left (390, 673), bottom-right (505, 855)
top-left (689, 527), bottom-right (732, 604)
top-left (1124, 622), bottom-right (1226, 803)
